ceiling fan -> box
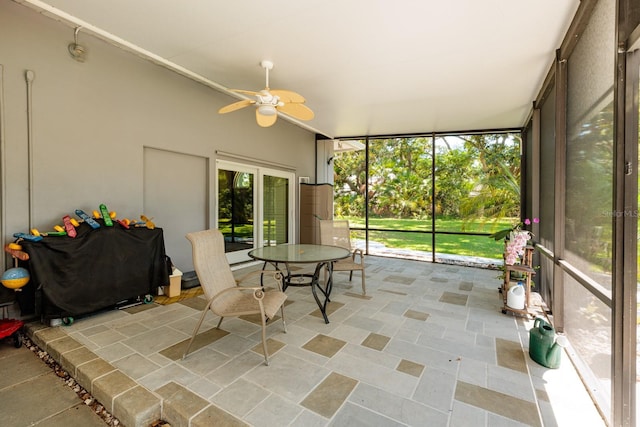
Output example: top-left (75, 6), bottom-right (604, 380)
top-left (218, 60), bottom-right (314, 127)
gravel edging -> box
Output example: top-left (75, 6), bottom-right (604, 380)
top-left (23, 336), bottom-right (123, 426)
top-left (23, 336), bottom-right (171, 427)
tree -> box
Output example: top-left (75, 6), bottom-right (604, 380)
top-left (333, 133), bottom-right (521, 226)
top-left (367, 137), bottom-right (432, 218)
top-left (458, 133), bottom-right (521, 225)
top-left (334, 146), bottom-right (366, 218)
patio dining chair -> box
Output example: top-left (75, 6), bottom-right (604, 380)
top-left (319, 219), bottom-right (366, 295)
top-left (183, 229), bottom-right (287, 365)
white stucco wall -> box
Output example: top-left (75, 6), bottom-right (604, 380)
top-left (0, 0), bottom-right (317, 268)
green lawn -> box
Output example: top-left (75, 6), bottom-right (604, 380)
top-left (343, 216), bottom-right (513, 259)
top-left (218, 216), bottom-right (513, 260)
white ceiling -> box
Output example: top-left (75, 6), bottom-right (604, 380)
top-left (18, 0), bottom-right (580, 138)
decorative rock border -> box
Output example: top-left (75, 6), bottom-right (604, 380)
top-left (23, 335), bottom-right (124, 426)
top-left (23, 335), bottom-right (172, 427)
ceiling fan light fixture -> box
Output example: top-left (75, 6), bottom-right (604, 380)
top-left (258, 104), bottom-right (277, 116)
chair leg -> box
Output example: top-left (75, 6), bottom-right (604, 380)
top-left (280, 305), bottom-right (287, 333)
top-left (260, 315), bottom-right (270, 366)
top-left (216, 316), bottom-right (224, 329)
top-left (182, 302), bottom-right (213, 359)
top-left (361, 270), bottom-right (366, 295)
top-left (349, 270), bottom-right (353, 281)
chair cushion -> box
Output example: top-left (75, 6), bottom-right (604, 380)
top-left (212, 289), bottom-right (287, 320)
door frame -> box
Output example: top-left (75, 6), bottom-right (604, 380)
top-left (215, 159), bottom-right (295, 264)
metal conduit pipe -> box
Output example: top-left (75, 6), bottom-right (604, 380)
top-left (25, 70), bottom-right (35, 231)
top-left (0, 65), bottom-right (5, 272)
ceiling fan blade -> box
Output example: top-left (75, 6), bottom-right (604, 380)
top-left (270, 89), bottom-right (305, 103)
top-left (256, 109), bottom-right (278, 127)
top-left (218, 99), bottom-right (254, 114)
top-left (277, 103), bottom-right (315, 121)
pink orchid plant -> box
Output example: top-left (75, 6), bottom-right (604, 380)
top-left (504, 230), bottom-right (530, 265)
top-left (489, 217), bottom-right (539, 265)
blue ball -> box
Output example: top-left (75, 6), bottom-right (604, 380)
top-left (1, 267), bottom-right (30, 289)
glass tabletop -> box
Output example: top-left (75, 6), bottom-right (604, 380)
top-left (248, 244), bottom-right (350, 264)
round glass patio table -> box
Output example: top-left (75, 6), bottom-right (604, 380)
top-left (248, 244), bottom-right (350, 323)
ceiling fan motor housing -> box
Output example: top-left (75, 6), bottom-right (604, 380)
top-left (257, 91), bottom-right (281, 106)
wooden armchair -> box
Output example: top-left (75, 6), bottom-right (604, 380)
top-left (319, 219), bottom-right (366, 295)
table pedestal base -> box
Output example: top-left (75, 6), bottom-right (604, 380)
top-left (263, 261), bottom-right (335, 324)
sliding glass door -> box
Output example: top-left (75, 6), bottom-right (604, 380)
top-left (262, 173), bottom-right (290, 246)
top-left (216, 160), bottom-right (294, 263)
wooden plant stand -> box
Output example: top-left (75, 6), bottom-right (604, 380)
top-left (501, 245), bottom-right (535, 318)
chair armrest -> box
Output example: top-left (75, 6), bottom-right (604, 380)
top-left (235, 270), bottom-right (284, 291)
top-left (352, 248), bottom-right (365, 263)
top-left (209, 284), bottom-right (270, 303)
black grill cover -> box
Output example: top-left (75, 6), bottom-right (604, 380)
top-left (19, 221), bottom-right (169, 318)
